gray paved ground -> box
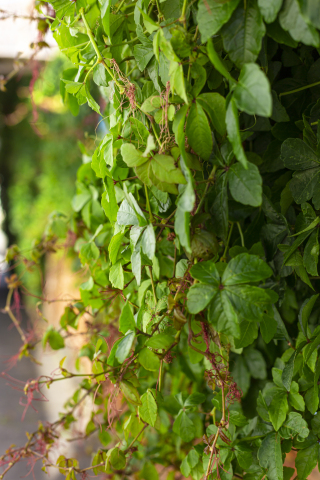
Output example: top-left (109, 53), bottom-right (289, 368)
top-left (0, 287), bottom-right (49, 479)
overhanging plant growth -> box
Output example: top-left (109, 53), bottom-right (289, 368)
top-left (2, 0), bottom-right (320, 479)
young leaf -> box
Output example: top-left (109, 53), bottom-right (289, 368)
top-left (228, 162), bottom-right (263, 207)
top-left (119, 301), bottom-right (136, 334)
top-left (233, 63), bottom-right (272, 117)
top-left (197, 0), bottom-right (241, 42)
top-left (139, 389), bottom-right (158, 426)
top-left (221, 0), bottom-right (266, 69)
top-left (226, 97), bottom-right (248, 168)
top-left (258, 433), bottom-right (283, 480)
top-left (186, 102), bottom-right (213, 161)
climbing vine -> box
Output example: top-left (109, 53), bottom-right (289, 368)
top-left (2, 0), bottom-right (320, 479)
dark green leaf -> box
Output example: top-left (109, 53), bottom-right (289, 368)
top-left (228, 162), bottom-right (263, 207)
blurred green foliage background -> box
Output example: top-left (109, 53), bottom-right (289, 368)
top-left (0, 56), bottom-right (95, 294)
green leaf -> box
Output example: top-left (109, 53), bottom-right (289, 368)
top-left (303, 230), bottom-right (319, 275)
top-left (282, 341), bottom-right (307, 390)
top-left (226, 97), bottom-right (248, 168)
top-left (258, 433), bottom-right (283, 480)
top-left (146, 333), bottom-right (175, 349)
top-left (173, 411), bottom-right (195, 442)
top-left (280, 412), bottom-right (309, 439)
top-left (109, 447), bottom-right (126, 470)
top-left (186, 102), bottom-right (213, 161)
top-left (260, 313), bottom-right (278, 343)
top-left (129, 118), bottom-right (149, 144)
top-left (184, 393), bottom-right (206, 407)
top-left (80, 242), bottom-right (100, 264)
top-left (207, 39), bottom-right (235, 84)
top-left (119, 301), bottom-right (135, 334)
top-left (268, 389), bottom-right (288, 431)
top-left (101, 0), bottom-right (111, 38)
top-left (197, 0), bottom-right (240, 42)
top-left (281, 138), bottom-right (320, 170)
top-left (298, 0), bottom-right (320, 29)
top-left (138, 348), bottom-right (160, 371)
top-left (121, 143), bottom-right (148, 168)
top-left (221, 0), bottom-right (266, 69)
top-left (102, 177), bottom-right (118, 225)
top-left (228, 162), bottom-right (263, 207)
top-left (189, 261), bottom-right (220, 285)
top-left (187, 284), bottom-right (217, 314)
top-left (43, 326), bottom-right (65, 350)
top-left (134, 44), bottom-right (154, 71)
top-left (234, 319), bottom-right (259, 348)
top-left (151, 154), bottom-right (186, 185)
top-left (115, 330), bottom-right (135, 363)
top-left (296, 443), bottom-right (319, 480)
top-left (139, 389), bottom-right (158, 426)
top-left (231, 355), bottom-right (251, 397)
top-left (279, 0), bottom-right (320, 47)
top-left (299, 294), bottom-right (319, 337)
top-left (234, 445), bottom-right (252, 469)
top-left (109, 260), bottom-right (124, 290)
top-left (108, 232), bottom-right (125, 265)
top-left (222, 254), bottom-right (272, 285)
top-left (120, 380), bottom-right (141, 405)
top-left (258, 0), bottom-right (283, 23)
top-left (117, 200), bottom-right (139, 226)
top-left (245, 348), bottom-right (267, 379)
top-left (233, 63), bottom-right (272, 117)
top-left (197, 92), bottom-right (226, 136)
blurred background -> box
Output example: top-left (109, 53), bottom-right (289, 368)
top-left (0, 2), bottom-right (100, 478)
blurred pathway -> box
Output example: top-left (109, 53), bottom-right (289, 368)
top-left (0, 288), bottom-right (48, 479)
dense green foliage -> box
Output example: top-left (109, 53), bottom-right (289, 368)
top-left (4, 0), bottom-right (320, 479)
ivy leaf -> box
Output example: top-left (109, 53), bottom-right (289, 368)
top-left (222, 253), bottom-right (272, 285)
top-left (115, 330), bottom-right (135, 363)
top-left (281, 138), bottom-right (320, 170)
top-left (197, 92), bottom-right (226, 136)
top-left (146, 333), bottom-right (175, 349)
top-left (197, 0), bottom-right (240, 42)
top-left (139, 389), bottom-right (158, 426)
top-left (258, 0), bottom-right (283, 23)
top-left (298, 294), bottom-right (319, 337)
top-left (117, 200), bottom-right (139, 226)
top-left (296, 443), bottom-right (319, 480)
top-left (221, 0), bottom-right (266, 69)
top-left (234, 319), bottom-right (259, 348)
top-left (233, 63), bottom-right (272, 117)
top-left (279, 412), bottom-right (309, 440)
top-left (258, 432), bottom-right (283, 480)
top-left (109, 260), bottom-right (124, 290)
top-left (173, 411), bottom-right (195, 442)
top-left (119, 301), bottom-right (136, 334)
top-left (226, 97), bottom-right (248, 168)
top-left (268, 389), bottom-right (288, 431)
top-left (102, 177), bottom-right (118, 225)
top-left (120, 381), bottom-right (141, 406)
top-left (210, 174), bottom-right (229, 242)
top-left (228, 161), bottom-right (263, 207)
top-left (260, 313), bottom-right (278, 343)
top-left (207, 39), bottom-right (235, 84)
top-left (298, 0), bottom-right (320, 29)
top-left (141, 224), bottom-right (156, 260)
top-left (138, 348), bottom-right (160, 371)
top-left (279, 0), bottom-right (320, 47)
top-left (187, 284), bottom-right (217, 314)
top-left (186, 102), bottom-right (213, 161)
top-left (134, 44), bottom-right (154, 71)
top-left (303, 230), bottom-right (319, 275)
top-left (281, 138), bottom-right (320, 206)
top-left (101, 0), bottom-right (111, 38)
top-left (189, 261), bottom-right (220, 285)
